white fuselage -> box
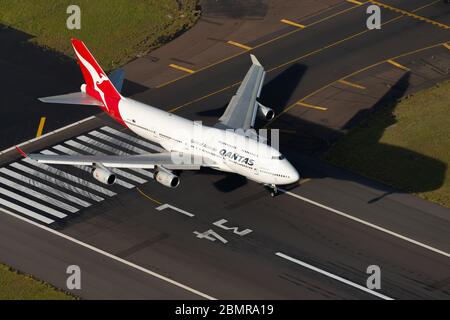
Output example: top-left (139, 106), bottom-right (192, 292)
top-left (118, 98), bottom-right (299, 185)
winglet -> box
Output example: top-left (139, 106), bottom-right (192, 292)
top-left (15, 146), bottom-right (28, 158)
top-left (250, 54), bottom-right (262, 67)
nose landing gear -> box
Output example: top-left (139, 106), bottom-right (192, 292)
top-left (265, 184), bottom-right (278, 197)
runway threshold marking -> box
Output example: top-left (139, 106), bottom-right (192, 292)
top-left (279, 188), bottom-right (450, 258)
top-left (280, 19), bottom-right (306, 29)
top-left (227, 40), bottom-right (252, 51)
top-left (386, 59), bottom-right (410, 71)
top-left (0, 207), bottom-right (216, 300)
top-left (155, 4), bottom-right (363, 88)
top-left (36, 117), bottom-right (46, 137)
top-left (338, 79), bottom-right (366, 89)
top-left (169, 64), bottom-right (195, 74)
top-left (276, 252), bottom-right (394, 300)
top-left (368, 0), bottom-right (450, 29)
top-left (296, 102), bottom-right (328, 111)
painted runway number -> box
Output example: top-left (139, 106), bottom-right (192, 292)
top-left (194, 219), bottom-right (253, 244)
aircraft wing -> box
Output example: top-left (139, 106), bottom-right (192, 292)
top-left (215, 55), bottom-right (265, 130)
top-left (27, 152), bottom-right (214, 170)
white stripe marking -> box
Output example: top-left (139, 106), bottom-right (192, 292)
top-left (10, 162), bottom-right (102, 202)
top-left (50, 146), bottom-right (135, 189)
top-left (156, 203), bottom-right (195, 217)
top-left (0, 176), bottom-right (78, 213)
top-left (0, 186), bottom-right (66, 219)
top-left (76, 135), bottom-right (153, 178)
top-left (276, 252), bottom-right (394, 300)
top-left (101, 126), bottom-right (164, 152)
top-left (0, 199), bottom-right (54, 224)
top-left (89, 130), bottom-right (150, 155)
top-left (280, 188), bottom-right (450, 258)
top-left (0, 207), bottom-right (216, 300)
top-left (65, 140), bottom-right (147, 184)
top-left (23, 157), bottom-right (116, 197)
top-left (0, 167), bottom-right (90, 207)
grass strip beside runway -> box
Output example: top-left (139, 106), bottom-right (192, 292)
top-left (325, 81), bottom-right (450, 208)
top-left (0, 263), bottom-right (74, 300)
top-left (0, 0), bottom-right (200, 70)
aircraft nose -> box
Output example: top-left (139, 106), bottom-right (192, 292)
top-left (288, 163), bottom-right (300, 184)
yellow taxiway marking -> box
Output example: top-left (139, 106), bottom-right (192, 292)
top-left (266, 41), bottom-right (444, 127)
top-left (443, 43), bottom-right (450, 50)
top-left (227, 40), bottom-right (252, 51)
top-left (137, 187), bottom-right (162, 205)
top-left (346, 0), bottom-right (364, 5)
top-left (297, 102), bottom-right (328, 111)
top-left (155, 4), bottom-right (363, 88)
top-left (169, 64), bottom-right (195, 74)
top-left (168, 2), bottom-right (440, 116)
top-left (36, 117), bottom-right (46, 138)
top-left (369, 0), bottom-right (449, 29)
top-left (280, 19), bottom-right (306, 29)
top-left (338, 79), bottom-right (366, 90)
top-left (387, 59), bottom-right (410, 71)
top-left (299, 178), bottom-right (311, 185)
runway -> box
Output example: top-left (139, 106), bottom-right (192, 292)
top-left (0, 0), bottom-right (449, 299)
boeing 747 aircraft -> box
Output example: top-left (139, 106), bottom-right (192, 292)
top-left (24, 39), bottom-right (299, 196)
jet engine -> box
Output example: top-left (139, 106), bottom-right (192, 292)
top-left (257, 103), bottom-right (275, 121)
top-left (154, 170), bottom-right (180, 188)
top-left (92, 167), bottom-right (116, 185)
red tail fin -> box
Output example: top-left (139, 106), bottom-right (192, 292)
top-left (71, 38), bottom-right (124, 124)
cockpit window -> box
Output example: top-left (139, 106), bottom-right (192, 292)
top-left (272, 155), bottom-right (285, 160)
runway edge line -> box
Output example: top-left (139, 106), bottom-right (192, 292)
top-left (0, 207), bottom-right (217, 300)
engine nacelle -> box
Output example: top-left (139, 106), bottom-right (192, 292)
top-left (92, 167), bottom-right (116, 185)
top-left (154, 170), bottom-right (180, 188)
top-left (258, 103), bottom-right (275, 121)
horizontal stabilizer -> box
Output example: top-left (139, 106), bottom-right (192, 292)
top-left (38, 92), bottom-right (104, 106)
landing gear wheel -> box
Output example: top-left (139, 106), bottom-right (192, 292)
top-left (269, 184), bottom-right (278, 197)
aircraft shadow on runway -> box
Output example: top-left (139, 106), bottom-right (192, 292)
top-left (276, 72), bottom-right (446, 199)
top-left (0, 25), bottom-right (147, 149)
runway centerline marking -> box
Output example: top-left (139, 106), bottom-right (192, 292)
top-left (280, 19), bottom-right (306, 29)
top-left (36, 117), bottom-right (46, 138)
top-left (387, 59), bottom-right (410, 71)
top-left (169, 64), bottom-right (195, 74)
top-left (276, 252), bottom-right (394, 300)
top-left (297, 102), bottom-right (328, 111)
top-left (279, 188), bottom-right (450, 258)
top-left (338, 79), bottom-right (366, 89)
top-left (227, 41), bottom-right (252, 51)
top-left (0, 207), bottom-right (216, 300)
top-left (368, 0), bottom-right (450, 29)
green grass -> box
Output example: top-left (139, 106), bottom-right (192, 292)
top-left (0, 263), bottom-right (75, 300)
top-left (325, 80), bottom-right (450, 208)
top-left (0, 0), bottom-right (200, 70)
